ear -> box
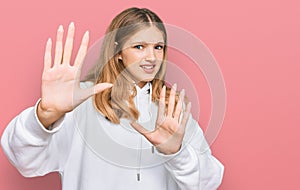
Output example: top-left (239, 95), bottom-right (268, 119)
top-left (118, 55), bottom-right (122, 61)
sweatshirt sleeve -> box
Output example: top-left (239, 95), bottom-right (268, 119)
top-left (1, 99), bottom-right (74, 177)
top-left (155, 116), bottom-right (224, 190)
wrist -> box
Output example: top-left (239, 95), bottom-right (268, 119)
top-left (37, 101), bottom-right (65, 129)
top-left (156, 144), bottom-right (182, 155)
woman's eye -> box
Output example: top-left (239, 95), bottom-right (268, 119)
top-left (134, 45), bottom-right (143, 50)
top-left (155, 45), bottom-right (164, 50)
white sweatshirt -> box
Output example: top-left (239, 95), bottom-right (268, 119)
top-left (1, 82), bottom-right (224, 190)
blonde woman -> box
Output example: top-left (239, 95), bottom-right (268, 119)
top-left (1, 7), bottom-right (224, 190)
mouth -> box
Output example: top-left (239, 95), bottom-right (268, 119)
top-left (140, 64), bottom-right (156, 74)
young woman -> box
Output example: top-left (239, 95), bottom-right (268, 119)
top-left (1, 7), bottom-right (224, 190)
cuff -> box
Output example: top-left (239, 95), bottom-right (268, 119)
top-left (155, 142), bottom-right (197, 170)
top-left (154, 142), bottom-right (186, 159)
top-left (25, 99), bottom-right (65, 141)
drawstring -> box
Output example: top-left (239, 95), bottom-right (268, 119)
top-left (134, 82), bottom-right (153, 182)
top-left (137, 136), bottom-right (142, 181)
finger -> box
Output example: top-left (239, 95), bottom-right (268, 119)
top-left (130, 122), bottom-right (156, 144)
top-left (179, 102), bottom-right (191, 133)
top-left (93, 83), bottom-right (113, 94)
top-left (54, 25), bottom-right (64, 67)
top-left (167, 83), bottom-right (177, 116)
top-left (43, 38), bottom-right (52, 71)
top-left (156, 85), bottom-right (166, 126)
top-left (80, 83), bottom-right (113, 100)
top-left (74, 30), bottom-right (89, 69)
top-left (173, 89), bottom-right (184, 120)
top-left (62, 22), bottom-right (75, 65)
top-left (130, 122), bottom-right (150, 135)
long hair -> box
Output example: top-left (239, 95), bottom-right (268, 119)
top-left (85, 7), bottom-right (177, 124)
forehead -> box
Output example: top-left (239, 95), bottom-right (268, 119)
top-left (126, 26), bottom-right (164, 44)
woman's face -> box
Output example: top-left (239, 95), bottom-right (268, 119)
top-left (119, 26), bottom-right (165, 88)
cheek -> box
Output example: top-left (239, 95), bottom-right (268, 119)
top-left (156, 51), bottom-right (165, 60)
top-left (122, 51), bottom-right (144, 67)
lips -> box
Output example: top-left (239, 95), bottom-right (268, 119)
top-left (140, 64), bottom-right (156, 74)
top-left (141, 65), bottom-right (154, 69)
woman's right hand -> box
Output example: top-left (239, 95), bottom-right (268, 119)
top-left (37, 22), bottom-right (113, 128)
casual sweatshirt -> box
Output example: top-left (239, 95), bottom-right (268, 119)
top-left (1, 82), bottom-right (224, 190)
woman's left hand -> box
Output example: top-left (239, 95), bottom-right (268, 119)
top-left (131, 84), bottom-right (191, 155)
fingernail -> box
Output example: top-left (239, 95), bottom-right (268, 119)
top-left (58, 25), bottom-right (63, 31)
top-left (69, 22), bottom-right (74, 27)
top-left (85, 30), bottom-right (89, 37)
top-left (173, 83), bottom-right (177, 90)
top-left (181, 89), bottom-right (185, 96)
top-left (106, 83), bottom-right (113, 88)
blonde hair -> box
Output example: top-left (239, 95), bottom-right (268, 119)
top-left (85, 7), bottom-right (177, 123)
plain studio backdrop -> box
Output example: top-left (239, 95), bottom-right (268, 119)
top-left (0, 0), bottom-right (299, 189)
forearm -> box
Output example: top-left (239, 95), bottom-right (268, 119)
top-left (157, 144), bottom-right (223, 190)
top-left (1, 100), bottom-right (67, 177)
top-left (157, 145), bottom-right (200, 189)
top-left (156, 117), bottom-right (224, 190)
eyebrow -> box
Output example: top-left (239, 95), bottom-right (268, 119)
top-left (130, 41), bottom-right (165, 45)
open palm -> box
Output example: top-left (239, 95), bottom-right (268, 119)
top-left (131, 84), bottom-right (191, 155)
top-left (38, 23), bottom-right (112, 127)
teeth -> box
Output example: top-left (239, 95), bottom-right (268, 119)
top-left (142, 65), bottom-right (154, 69)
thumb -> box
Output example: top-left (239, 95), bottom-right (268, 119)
top-left (93, 82), bottom-right (113, 94)
top-left (79, 83), bottom-right (113, 102)
top-left (130, 121), bottom-right (150, 135)
top-left (131, 122), bottom-right (156, 145)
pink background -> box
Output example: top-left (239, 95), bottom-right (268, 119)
top-left (1, 0), bottom-right (299, 189)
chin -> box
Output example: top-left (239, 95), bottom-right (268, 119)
top-left (142, 76), bottom-right (156, 82)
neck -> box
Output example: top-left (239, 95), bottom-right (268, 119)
top-left (137, 81), bottom-right (147, 88)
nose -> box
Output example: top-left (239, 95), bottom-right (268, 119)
top-left (145, 46), bottom-right (156, 63)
